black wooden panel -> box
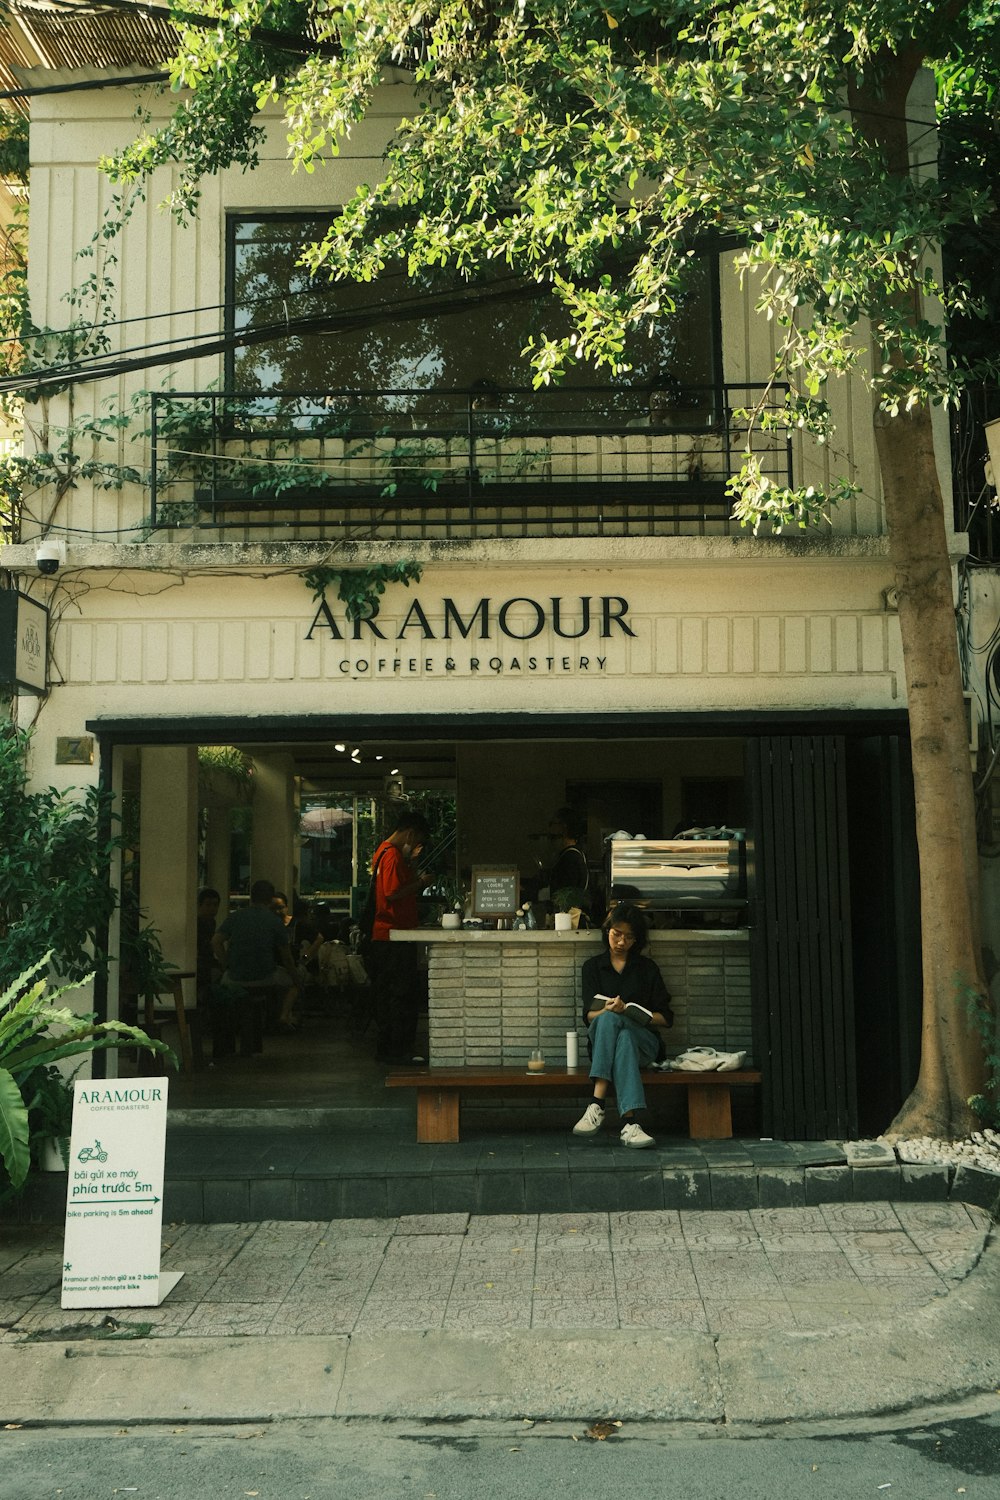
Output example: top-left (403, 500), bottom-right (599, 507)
top-left (748, 736), bottom-right (857, 1139)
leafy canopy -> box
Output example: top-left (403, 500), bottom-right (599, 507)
top-left (105, 1), bottom-right (999, 513)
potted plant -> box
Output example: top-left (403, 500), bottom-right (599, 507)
top-left (552, 887), bottom-right (589, 929)
top-left (0, 955), bottom-right (173, 1198)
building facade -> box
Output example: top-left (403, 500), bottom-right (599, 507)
top-left (0, 14), bottom-right (974, 1138)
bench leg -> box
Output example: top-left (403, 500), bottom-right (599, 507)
top-left (415, 1088), bottom-right (460, 1143)
top-left (687, 1083), bottom-right (733, 1139)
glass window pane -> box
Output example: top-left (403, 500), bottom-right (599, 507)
top-left (228, 214), bottom-right (718, 424)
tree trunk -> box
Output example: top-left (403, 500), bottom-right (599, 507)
top-left (848, 46), bottom-right (988, 1137)
top-left (876, 404), bottom-right (987, 1138)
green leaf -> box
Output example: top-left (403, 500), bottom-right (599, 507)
top-left (0, 1065), bottom-right (30, 1189)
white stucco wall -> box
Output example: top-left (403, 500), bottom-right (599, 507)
top-left (11, 544), bottom-right (900, 786)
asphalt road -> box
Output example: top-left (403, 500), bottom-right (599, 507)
top-left (2, 1408), bottom-right (999, 1500)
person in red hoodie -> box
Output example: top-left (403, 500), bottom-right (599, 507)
top-left (370, 808), bottom-right (433, 1064)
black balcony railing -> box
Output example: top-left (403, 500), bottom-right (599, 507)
top-left (149, 382), bottom-right (793, 540)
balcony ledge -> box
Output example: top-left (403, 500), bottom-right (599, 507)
top-left (0, 533), bottom-right (929, 577)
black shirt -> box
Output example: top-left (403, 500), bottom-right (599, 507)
top-left (549, 843), bottom-right (589, 898)
top-left (580, 949), bottom-right (674, 1061)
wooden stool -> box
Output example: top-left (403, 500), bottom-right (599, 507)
top-left (142, 970), bottom-right (198, 1072)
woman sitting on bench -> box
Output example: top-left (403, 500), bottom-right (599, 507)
top-left (572, 902), bottom-right (673, 1149)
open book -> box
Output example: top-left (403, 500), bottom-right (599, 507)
top-left (595, 994), bottom-right (655, 1026)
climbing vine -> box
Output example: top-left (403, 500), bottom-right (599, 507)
top-left (302, 561), bottom-right (423, 621)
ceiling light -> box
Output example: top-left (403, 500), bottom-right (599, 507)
top-left (390, 767), bottom-right (399, 775)
top-left (334, 742), bottom-right (345, 753)
top-left (375, 754), bottom-right (383, 761)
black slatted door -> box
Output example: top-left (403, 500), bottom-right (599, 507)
top-left (747, 736), bottom-right (857, 1139)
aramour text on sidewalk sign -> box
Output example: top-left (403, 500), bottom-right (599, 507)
top-left (61, 1076), bottom-right (183, 1309)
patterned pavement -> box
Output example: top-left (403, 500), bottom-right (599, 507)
top-left (1, 1201), bottom-right (990, 1345)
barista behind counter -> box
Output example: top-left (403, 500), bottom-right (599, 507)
top-left (539, 806), bottom-right (591, 910)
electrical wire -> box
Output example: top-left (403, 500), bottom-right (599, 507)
top-left (0, 250), bottom-right (410, 352)
top-left (0, 270), bottom-right (599, 396)
top-left (0, 72), bottom-right (168, 101)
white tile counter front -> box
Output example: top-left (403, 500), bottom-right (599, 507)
top-left (390, 928), bottom-right (751, 1067)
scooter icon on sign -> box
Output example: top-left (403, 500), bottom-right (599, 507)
top-left (77, 1140), bottom-right (108, 1164)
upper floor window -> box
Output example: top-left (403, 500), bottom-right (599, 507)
top-left (226, 213), bottom-right (721, 424)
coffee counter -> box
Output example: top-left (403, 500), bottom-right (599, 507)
top-left (390, 928), bottom-right (751, 1068)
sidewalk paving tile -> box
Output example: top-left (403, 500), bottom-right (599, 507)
top-left (442, 1302), bottom-right (531, 1330)
top-left (203, 1274), bottom-right (302, 1303)
top-left (895, 1201), bottom-right (982, 1229)
top-left (157, 1273), bottom-right (222, 1303)
top-left (396, 1213), bottom-right (469, 1235)
top-left (840, 1249), bottom-right (948, 1281)
top-left (353, 1301), bottom-right (446, 1332)
top-left (176, 1304), bottom-right (282, 1336)
top-left (530, 1298), bottom-right (621, 1329)
top-left (763, 1251), bottom-right (859, 1283)
top-left (618, 1298), bottom-right (710, 1331)
top-left (788, 1302), bottom-right (868, 1329)
top-left (820, 1202), bottom-right (902, 1230)
top-left (832, 1228), bottom-right (915, 1252)
top-left (0, 1200), bottom-right (992, 1351)
top-left (703, 1299), bottom-right (799, 1332)
top-left (268, 1304), bottom-right (366, 1335)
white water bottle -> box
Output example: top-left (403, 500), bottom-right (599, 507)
top-left (566, 1030), bottom-right (579, 1068)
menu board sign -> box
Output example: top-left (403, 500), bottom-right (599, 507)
top-left (471, 865), bottom-right (520, 918)
top-left (61, 1077), bottom-right (182, 1309)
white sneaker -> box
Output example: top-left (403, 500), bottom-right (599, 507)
top-left (573, 1101), bottom-right (606, 1136)
top-left (620, 1121), bottom-right (656, 1149)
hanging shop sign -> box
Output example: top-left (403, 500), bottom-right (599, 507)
top-left (0, 590), bottom-right (48, 693)
top-left (61, 1077), bottom-right (183, 1309)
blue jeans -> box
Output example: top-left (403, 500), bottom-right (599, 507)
top-left (587, 1011), bottom-right (660, 1115)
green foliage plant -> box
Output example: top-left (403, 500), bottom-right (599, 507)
top-left (0, 726), bottom-right (119, 985)
top-left (303, 560), bottom-right (423, 621)
top-left (0, 957), bottom-right (172, 1195)
top-left (102, 2), bottom-right (1000, 480)
top-left (20, 1060), bottom-right (79, 1169)
top-left (197, 744), bottom-right (255, 799)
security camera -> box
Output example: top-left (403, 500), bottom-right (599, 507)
top-left (35, 539), bottom-right (66, 575)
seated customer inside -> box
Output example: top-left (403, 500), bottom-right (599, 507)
top-left (573, 902), bottom-right (673, 1149)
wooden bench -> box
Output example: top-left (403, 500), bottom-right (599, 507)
top-left (386, 1065), bottom-right (763, 1144)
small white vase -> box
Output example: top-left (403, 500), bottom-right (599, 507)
top-left (39, 1138), bottom-right (69, 1172)
top-left (553, 912), bottom-right (573, 931)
